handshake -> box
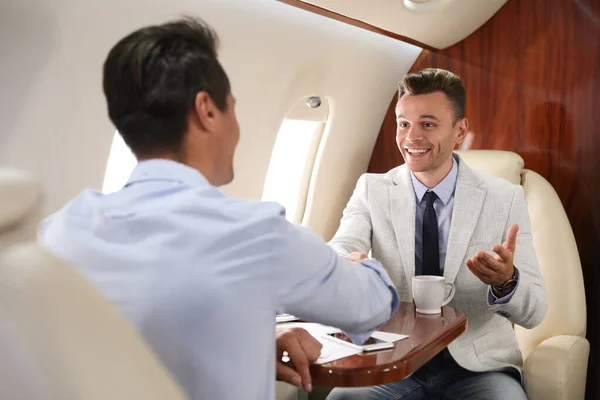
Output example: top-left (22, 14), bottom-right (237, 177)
top-left (345, 252), bottom-right (369, 262)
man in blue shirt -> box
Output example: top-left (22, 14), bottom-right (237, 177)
top-left (38, 17), bottom-right (399, 400)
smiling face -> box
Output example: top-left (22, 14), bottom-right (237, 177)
top-left (395, 91), bottom-right (468, 186)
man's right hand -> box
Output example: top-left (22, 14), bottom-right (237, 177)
top-left (345, 252), bottom-right (369, 262)
top-left (276, 327), bottom-right (322, 392)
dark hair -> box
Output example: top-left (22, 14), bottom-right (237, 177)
top-left (102, 16), bottom-right (231, 156)
top-left (398, 68), bottom-right (466, 123)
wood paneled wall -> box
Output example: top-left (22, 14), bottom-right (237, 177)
top-left (368, 0), bottom-right (600, 396)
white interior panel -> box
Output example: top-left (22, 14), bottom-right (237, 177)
top-left (0, 0), bottom-right (420, 232)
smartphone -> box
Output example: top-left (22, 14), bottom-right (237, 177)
top-left (326, 332), bottom-right (394, 352)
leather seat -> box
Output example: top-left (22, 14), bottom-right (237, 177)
top-left (0, 167), bottom-right (187, 400)
top-left (456, 150), bottom-right (589, 400)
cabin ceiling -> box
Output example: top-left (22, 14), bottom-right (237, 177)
top-left (293, 0), bottom-right (509, 49)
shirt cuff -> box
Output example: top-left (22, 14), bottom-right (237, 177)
top-left (488, 279), bottom-right (519, 304)
top-left (346, 331), bottom-right (374, 346)
top-left (345, 258), bottom-right (400, 345)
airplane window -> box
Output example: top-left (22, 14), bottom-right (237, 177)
top-left (262, 97), bottom-right (330, 224)
top-left (102, 132), bottom-right (137, 194)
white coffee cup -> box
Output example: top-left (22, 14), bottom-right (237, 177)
top-left (412, 275), bottom-right (455, 314)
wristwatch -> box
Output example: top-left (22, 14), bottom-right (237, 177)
top-left (493, 266), bottom-right (519, 296)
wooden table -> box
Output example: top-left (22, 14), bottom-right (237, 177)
top-left (310, 302), bottom-right (467, 387)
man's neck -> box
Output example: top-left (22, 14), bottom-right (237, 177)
top-left (413, 156), bottom-right (454, 189)
top-left (137, 152), bottom-right (222, 186)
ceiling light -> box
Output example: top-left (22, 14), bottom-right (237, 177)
top-left (403, 0), bottom-right (452, 13)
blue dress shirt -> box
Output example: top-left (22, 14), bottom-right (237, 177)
top-left (410, 155), bottom-right (516, 303)
top-left (38, 159), bottom-right (399, 400)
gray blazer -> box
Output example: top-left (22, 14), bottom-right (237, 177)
top-left (329, 154), bottom-right (547, 374)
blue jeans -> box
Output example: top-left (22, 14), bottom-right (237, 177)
top-left (325, 351), bottom-right (527, 400)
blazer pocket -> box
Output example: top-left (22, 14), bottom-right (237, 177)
top-left (473, 321), bottom-right (523, 367)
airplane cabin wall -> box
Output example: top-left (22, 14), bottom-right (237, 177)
top-left (0, 0), bottom-right (421, 226)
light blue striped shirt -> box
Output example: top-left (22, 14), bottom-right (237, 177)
top-left (38, 159), bottom-right (399, 400)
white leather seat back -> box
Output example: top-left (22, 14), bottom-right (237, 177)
top-left (455, 149), bottom-right (523, 184)
top-left (517, 170), bottom-right (586, 356)
top-left (0, 244), bottom-right (188, 400)
top-left (456, 150), bottom-right (587, 358)
top-left (0, 167), bottom-right (43, 249)
top-left (0, 167), bottom-right (187, 400)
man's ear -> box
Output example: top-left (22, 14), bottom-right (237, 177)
top-left (192, 91), bottom-right (217, 132)
top-left (454, 118), bottom-right (469, 145)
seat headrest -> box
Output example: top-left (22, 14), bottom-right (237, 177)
top-left (0, 243), bottom-right (187, 400)
top-left (0, 168), bottom-right (42, 232)
top-left (455, 150), bottom-right (524, 185)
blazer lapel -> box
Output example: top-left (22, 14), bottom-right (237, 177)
top-left (443, 158), bottom-right (486, 284)
top-left (389, 165), bottom-right (417, 288)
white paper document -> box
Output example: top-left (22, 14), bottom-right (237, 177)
top-left (275, 314), bottom-right (301, 323)
top-left (314, 335), bottom-right (362, 364)
top-left (371, 331), bottom-right (409, 343)
top-left (277, 322), bottom-right (358, 364)
top-left (277, 322), bottom-right (409, 364)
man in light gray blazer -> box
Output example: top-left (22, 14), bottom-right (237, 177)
top-left (326, 69), bottom-right (547, 400)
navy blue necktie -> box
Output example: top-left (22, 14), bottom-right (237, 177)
top-left (422, 191), bottom-right (440, 276)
